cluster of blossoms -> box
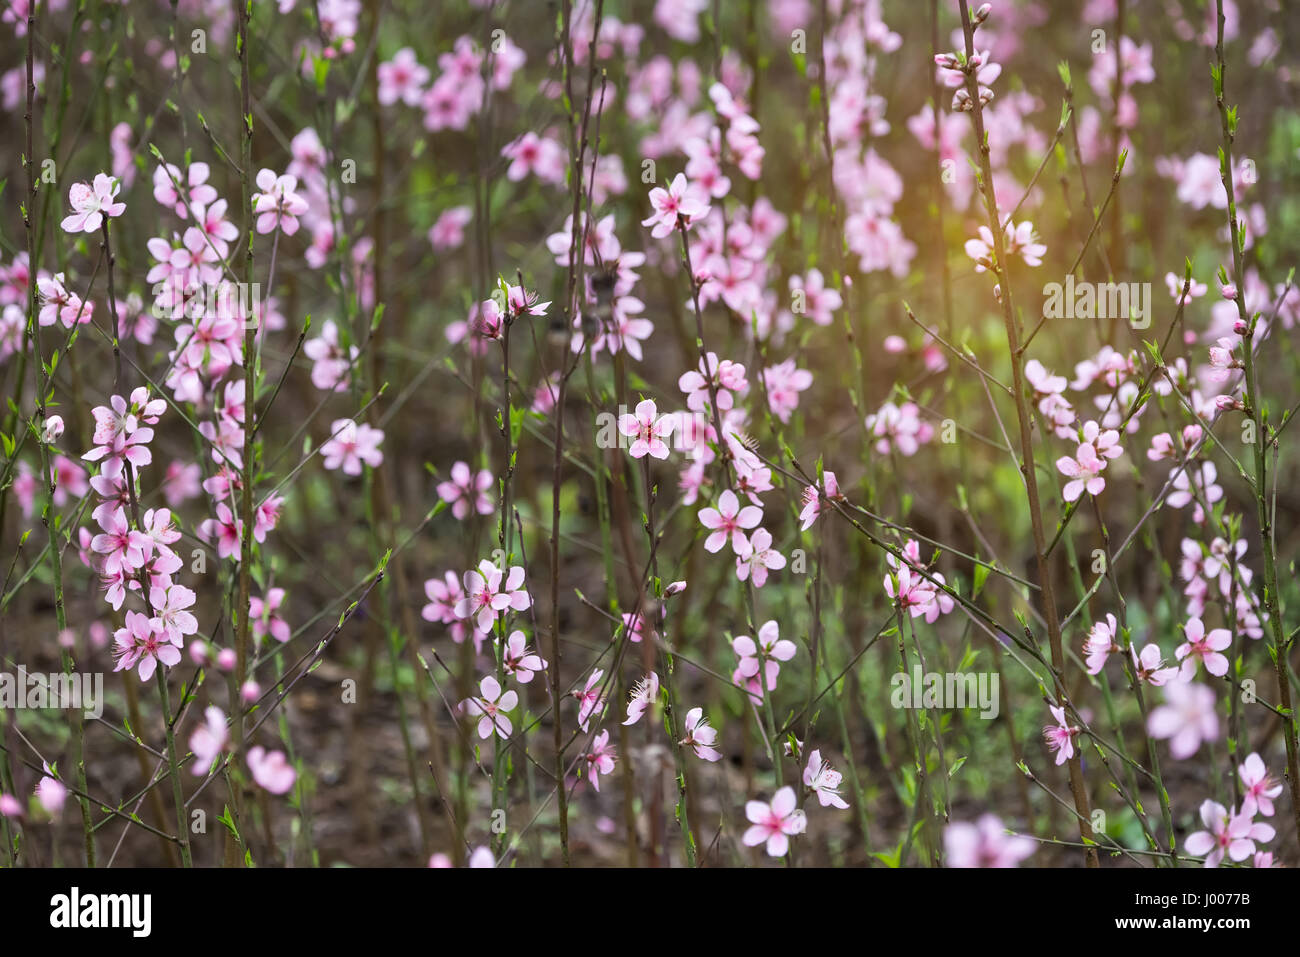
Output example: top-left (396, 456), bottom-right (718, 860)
top-left (1182, 754), bottom-right (1283, 867)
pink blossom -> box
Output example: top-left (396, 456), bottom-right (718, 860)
top-left (437, 461), bottom-right (495, 520)
top-left (573, 668), bottom-right (606, 732)
top-left (502, 630), bottom-right (546, 683)
top-left (34, 763), bottom-right (68, 817)
top-left (1175, 617), bottom-right (1231, 680)
top-left (112, 611), bottom-right (181, 682)
top-left (1147, 682), bottom-right (1219, 759)
top-left (799, 471), bottom-right (841, 530)
top-left (151, 583), bottom-right (198, 644)
top-left (60, 173), bottom-right (127, 233)
top-left (198, 503), bottom-right (243, 561)
top-left (153, 161), bottom-right (218, 217)
top-left (743, 786), bottom-right (806, 858)
top-left (250, 588), bottom-right (291, 644)
top-left (732, 620), bottom-right (797, 694)
top-left (698, 488), bottom-right (762, 554)
top-left (865, 401), bottom-right (933, 456)
top-left (735, 527), bottom-right (785, 587)
top-left (680, 706), bottom-right (722, 761)
top-left (584, 730), bottom-right (616, 791)
top-left (189, 706), bottom-right (229, 775)
top-left (454, 560), bottom-right (531, 634)
top-left (321, 419), bottom-right (384, 475)
top-left (377, 47), bottom-right (429, 106)
top-left (462, 675), bottom-right (518, 740)
top-left (90, 506), bottom-right (151, 576)
top-left (247, 746), bottom-right (297, 795)
top-left (303, 320), bottom-right (358, 392)
top-left (1083, 613), bottom-right (1119, 675)
top-left (803, 750), bottom-right (849, 809)
top-left (623, 672), bottom-right (660, 726)
top-left (252, 168), bottom-right (310, 235)
top-left (501, 132), bottom-right (566, 185)
top-left (428, 206), bottom-right (472, 251)
top-left (1131, 642), bottom-right (1179, 686)
top-left (1042, 704), bottom-right (1080, 766)
top-left (37, 272), bottom-right (92, 328)
top-left (618, 398), bottom-right (675, 459)
top-left (642, 173), bottom-right (711, 239)
top-left (1184, 800), bottom-right (1273, 868)
top-left (944, 815), bottom-right (1036, 867)
top-left (1238, 753), bottom-right (1282, 818)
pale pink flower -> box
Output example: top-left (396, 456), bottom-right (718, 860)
top-left (321, 419), bottom-right (384, 475)
top-left (799, 471), bottom-right (841, 531)
top-left (502, 630), bottom-right (546, 683)
top-left (1184, 800), bottom-right (1273, 868)
top-left (247, 746), bottom-right (297, 794)
top-left (865, 401), bottom-right (934, 456)
top-left (803, 750), bottom-right (849, 809)
top-left (1042, 704), bottom-right (1080, 766)
top-left (1148, 682), bottom-right (1219, 759)
top-left (150, 583), bottom-right (198, 644)
top-left (698, 488), bottom-right (762, 554)
top-left (251, 168), bottom-right (310, 235)
top-left (303, 319), bottom-right (358, 392)
top-left (1175, 617), bottom-right (1231, 680)
top-left (944, 815), bottom-right (1036, 867)
top-left (1238, 753), bottom-right (1282, 818)
top-left (454, 560), bottom-right (531, 634)
top-left (1083, 613), bottom-right (1119, 675)
top-left (153, 161), bottom-right (218, 217)
top-left (250, 588), bottom-right (291, 644)
top-left (732, 620), bottom-right (797, 694)
top-left (112, 611), bottom-right (181, 681)
top-left (743, 786), bottom-right (806, 858)
top-left (61, 173), bottom-right (127, 233)
top-left (437, 461), bottom-right (495, 520)
top-left (198, 503), bottom-right (243, 561)
top-left (735, 527), bottom-right (785, 587)
top-left (462, 675), bottom-right (518, 740)
top-left (641, 173), bottom-right (710, 238)
top-left (584, 730), bottom-right (616, 791)
top-left (377, 47), bottom-right (429, 106)
top-left (573, 668), bottom-right (606, 732)
top-left (34, 763), bottom-right (68, 817)
top-left (1131, 642), bottom-right (1179, 686)
top-left (189, 706), bottom-right (229, 775)
top-left (623, 672), bottom-right (660, 726)
top-left (428, 206), bottom-right (473, 251)
top-left (618, 398), bottom-right (675, 459)
top-left (90, 506), bottom-right (151, 576)
top-left (680, 706), bottom-right (722, 761)
top-left (1056, 441), bottom-right (1106, 502)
